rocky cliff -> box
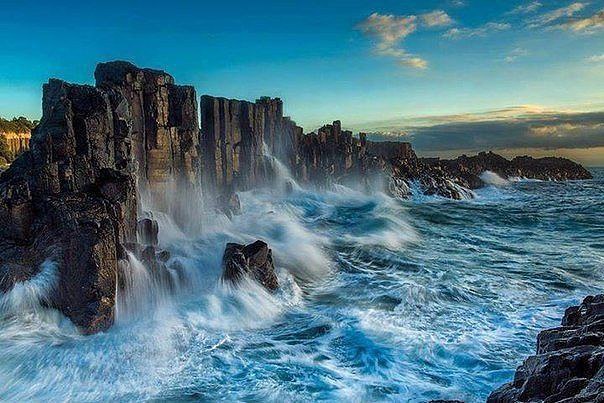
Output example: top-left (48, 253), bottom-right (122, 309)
top-left (488, 295), bottom-right (604, 402)
top-left (0, 61), bottom-right (595, 335)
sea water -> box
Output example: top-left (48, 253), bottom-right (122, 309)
top-left (1, 168), bottom-right (603, 402)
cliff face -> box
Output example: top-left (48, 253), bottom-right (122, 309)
top-left (0, 79), bottom-right (137, 333)
top-left (0, 62), bottom-right (201, 333)
top-left (199, 95), bottom-right (303, 197)
top-left (1, 131), bottom-right (30, 156)
top-left (95, 61), bottom-right (201, 218)
top-left (0, 61), bottom-right (595, 335)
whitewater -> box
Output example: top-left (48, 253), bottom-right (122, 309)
top-left (1, 168), bottom-right (603, 402)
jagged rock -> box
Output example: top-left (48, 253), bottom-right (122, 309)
top-left (217, 191), bottom-right (242, 218)
top-left (96, 61), bottom-right (201, 219)
top-left (0, 79), bottom-right (138, 334)
top-left (221, 240), bottom-right (278, 291)
top-left (488, 295), bottom-right (604, 402)
top-left (137, 217), bottom-right (159, 246)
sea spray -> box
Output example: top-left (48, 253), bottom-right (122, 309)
top-left (480, 170), bottom-right (510, 187)
top-left (0, 260), bottom-right (58, 317)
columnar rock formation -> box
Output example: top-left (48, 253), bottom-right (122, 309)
top-left (489, 295), bottom-right (604, 402)
top-left (0, 60), bottom-right (595, 335)
top-left (0, 79), bottom-right (138, 333)
top-left (199, 95), bottom-right (303, 196)
top-left (1, 131), bottom-right (30, 155)
top-left (95, 61), bottom-right (201, 217)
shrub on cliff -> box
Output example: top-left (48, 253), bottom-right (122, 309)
top-left (0, 116), bottom-right (37, 133)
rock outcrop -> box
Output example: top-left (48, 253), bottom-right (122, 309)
top-left (95, 61), bottom-right (201, 220)
top-left (488, 295), bottom-right (604, 402)
top-left (199, 95), bottom-right (303, 200)
top-left (221, 240), bottom-right (278, 291)
top-left (0, 60), bottom-right (595, 335)
top-left (0, 61), bottom-right (201, 334)
top-left (0, 79), bottom-right (138, 333)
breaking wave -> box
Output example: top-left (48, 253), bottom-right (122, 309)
top-left (1, 168), bottom-right (603, 402)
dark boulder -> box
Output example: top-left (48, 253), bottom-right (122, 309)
top-left (137, 217), bottom-right (159, 246)
top-left (488, 295), bottom-right (604, 402)
top-left (221, 240), bottom-right (278, 291)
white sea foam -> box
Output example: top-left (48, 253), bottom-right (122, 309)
top-left (480, 170), bottom-right (510, 187)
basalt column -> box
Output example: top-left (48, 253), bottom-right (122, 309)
top-left (0, 79), bottom-right (138, 334)
top-left (95, 61), bottom-right (201, 219)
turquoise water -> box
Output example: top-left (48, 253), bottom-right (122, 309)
top-left (1, 169), bottom-right (603, 402)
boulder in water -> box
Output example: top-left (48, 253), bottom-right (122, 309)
top-left (221, 240), bottom-right (278, 291)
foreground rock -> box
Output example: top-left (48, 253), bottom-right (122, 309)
top-left (0, 62), bottom-right (200, 334)
top-left (222, 240), bottom-right (278, 291)
top-left (488, 295), bottom-right (604, 402)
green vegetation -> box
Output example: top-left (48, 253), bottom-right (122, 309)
top-left (0, 116), bottom-right (37, 134)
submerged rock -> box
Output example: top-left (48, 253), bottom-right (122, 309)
top-left (221, 240), bottom-right (278, 291)
top-left (488, 295), bottom-right (604, 402)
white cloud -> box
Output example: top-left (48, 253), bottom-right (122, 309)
top-left (358, 11), bottom-right (452, 69)
top-left (508, 1), bottom-right (542, 15)
top-left (587, 54), bottom-right (604, 62)
top-left (505, 47), bottom-right (529, 62)
top-left (528, 2), bottom-right (586, 28)
top-left (444, 22), bottom-right (511, 39)
top-left (559, 10), bottom-right (604, 33)
top-left (421, 10), bottom-right (454, 27)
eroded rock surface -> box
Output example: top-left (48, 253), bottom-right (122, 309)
top-left (488, 295), bottom-right (604, 402)
top-left (222, 240), bottom-right (278, 291)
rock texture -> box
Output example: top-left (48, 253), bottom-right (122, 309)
top-left (199, 95), bottom-right (303, 197)
top-left (0, 79), bottom-right (137, 333)
top-left (95, 61), bottom-right (201, 219)
top-left (489, 295), bottom-right (604, 402)
top-left (221, 240), bottom-right (278, 291)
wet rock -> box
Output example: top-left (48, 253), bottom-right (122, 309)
top-left (217, 191), bottom-right (242, 218)
top-left (137, 217), bottom-right (159, 246)
top-left (488, 295), bottom-right (604, 402)
top-left (221, 240), bottom-right (278, 291)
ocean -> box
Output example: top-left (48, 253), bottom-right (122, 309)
top-left (1, 168), bottom-right (603, 402)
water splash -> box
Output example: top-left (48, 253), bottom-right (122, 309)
top-left (480, 170), bottom-right (510, 187)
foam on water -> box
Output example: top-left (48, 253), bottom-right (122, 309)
top-left (1, 168), bottom-right (603, 402)
top-left (480, 170), bottom-right (510, 187)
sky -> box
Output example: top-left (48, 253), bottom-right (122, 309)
top-left (0, 0), bottom-right (603, 163)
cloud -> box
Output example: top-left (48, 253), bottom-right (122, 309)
top-left (587, 54), bottom-right (604, 62)
top-left (508, 1), bottom-right (542, 15)
top-left (450, 0), bottom-right (466, 7)
top-left (505, 47), bottom-right (529, 62)
top-left (527, 2), bottom-right (586, 28)
top-left (358, 11), bottom-right (453, 69)
top-left (421, 10), bottom-right (454, 27)
top-left (558, 9), bottom-right (604, 33)
top-left (357, 107), bottom-right (604, 152)
top-left (444, 22), bottom-right (511, 39)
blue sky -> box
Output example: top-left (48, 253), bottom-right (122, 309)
top-left (1, 0), bottom-right (603, 162)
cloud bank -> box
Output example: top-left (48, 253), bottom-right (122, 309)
top-left (358, 108), bottom-right (604, 153)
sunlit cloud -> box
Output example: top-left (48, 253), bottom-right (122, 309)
top-left (358, 10), bottom-right (453, 69)
top-left (527, 2), bottom-right (586, 28)
top-left (558, 9), bottom-right (604, 33)
top-left (444, 22), bottom-right (511, 39)
top-left (356, 107), bottom-right (604, 153)
top-left (587, 54), bottom-right (604, 62)
top-left (507, 1), bottom-right (542, 15)
top-left (505, 47), bottom-right (529, 63)
top-left (421, 10), bottom-right (455, 27)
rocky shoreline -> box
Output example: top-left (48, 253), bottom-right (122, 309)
top-left (488, 295), bottom-right (604, 402)
top-left (0, 61), bottom-right (597, 398)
